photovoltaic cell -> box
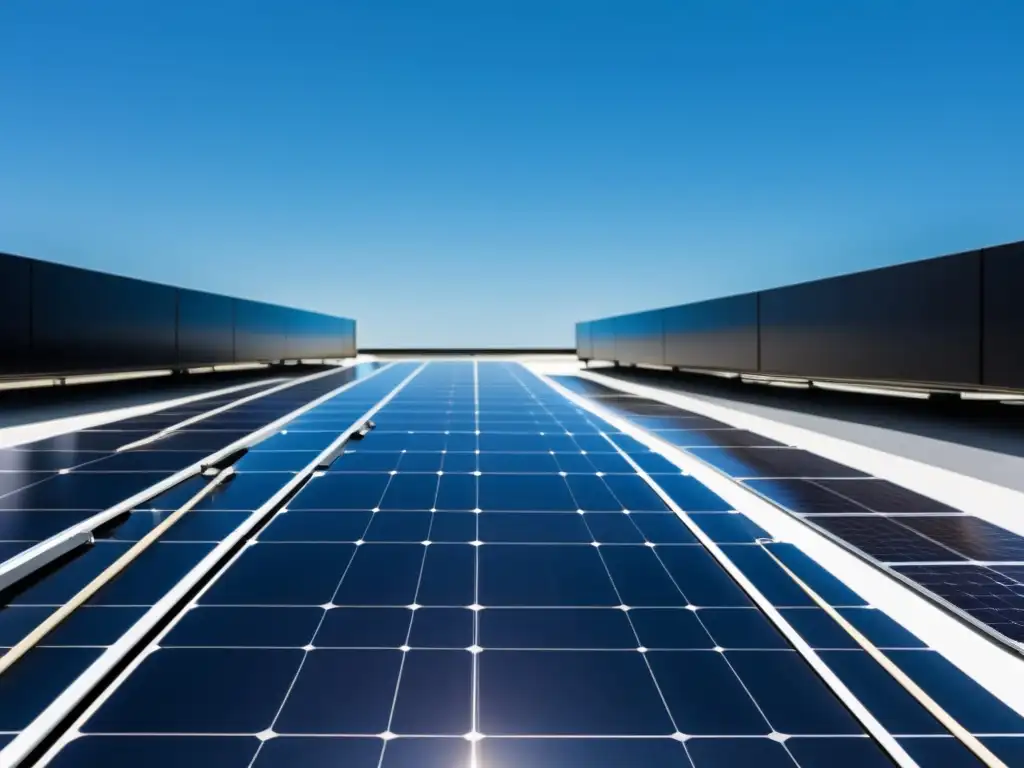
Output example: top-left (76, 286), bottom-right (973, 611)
top-left (0, 472), bottom-right (176, 512)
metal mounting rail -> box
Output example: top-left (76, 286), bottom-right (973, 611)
top-left (0, 468), bottom-right (237, 677)
top-left (538, 371), bottom-right (920, 768)
top-left (1, 363), bottom-right (425, 768)
top-left (0, 362), bottom-right (394, 596)
top-left (315, 419), bottom-right (376, 470)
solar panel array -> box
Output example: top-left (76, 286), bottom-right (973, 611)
top-left (554, 375), bottom-right (1024, 649)
top-left (0, 363), bottom-right (415, 753)
top-left (0, 362), bottom-right (1007, 767)
top-left (0, 364), bottom-right (381, 565)
top-left (3, 362), bottom-right (1024, 767)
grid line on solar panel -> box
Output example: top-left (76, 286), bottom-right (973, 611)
top-left (24, 362), bottom-right (1002, 768)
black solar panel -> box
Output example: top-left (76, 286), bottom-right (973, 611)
top-left (893, 565), bottom-right (1024, 643)
top-left (778, 608), bottom-right (924, 650)
top-left (656, 427), bottom-right (786, 448)
top-left (632, 414), bottom-right (733, 430)
top-left (0, 533), bottom-right (219, 734)
top-left (690, 447), bottom-right (871, 479)
top-left (809, 516), bottom-right (966, 564)
top-left (814, 480), bottom-right (960, 514)
top-left (901, 737), bottom-right (1024, 767)
top-left (745, 478), bottom-right (869, 514)
top-left (896, 516), bottom-right (1024, 562)
top-left (0, 472), bottom-right (176, 512)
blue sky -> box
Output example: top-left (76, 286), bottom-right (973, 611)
top-left (1, 1), bottom-right (1021, 348)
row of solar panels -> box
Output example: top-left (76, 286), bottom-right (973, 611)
top-left (558, 373), bottom-right (1024, 653)
top-left (0, 364), bottom-right (419, 766)
top-left (0, 364), bottom-right (384, 597)
top-left (0, 252), bottom-right (357, 377)
top-left (576, 239), bottom-right (1024, 390)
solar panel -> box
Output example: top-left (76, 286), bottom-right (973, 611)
top-left (809, 516), bottom-right (967, 564)
top-left (892, 565), bottom-right (1024, 643)
top-left (896, 516), bottom-right (1024, 562)
top-left (630, 414), bottom-right (733, 430)
top-left (813, 480), bottom-right (960, 514)
top-left (689, 446), bottom-right (871, 479)
top-left (656, 428), bottom-right (786, 448)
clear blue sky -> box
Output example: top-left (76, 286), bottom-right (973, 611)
top-left (1, 1), bottom-right (1021, 348)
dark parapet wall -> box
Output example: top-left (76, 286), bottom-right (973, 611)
top-left (575, 322), bottom-right (593, 361)
top-left (616, 308), bottom-right (665, 366)
top-left (982, 241), bottom-right (1024, 390)
top-left (233, 298), bottom-right (289, 364)
top-left (0, 251), bottom-right (357, 377)
top-left (664, 294), bottom-right (759, 372)
top-left (759, 249), bottom-right (982, 385)
top-left (31, 260), bottom-right (180, 373)
top-left (177, 289), bottom-right (237, 367)
top-left (591, 317), bottom-right (617, 362)
top-left (578, 238), bottom-right (1024, 391)
top-left (0, 252), bottom-right (33, 370)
